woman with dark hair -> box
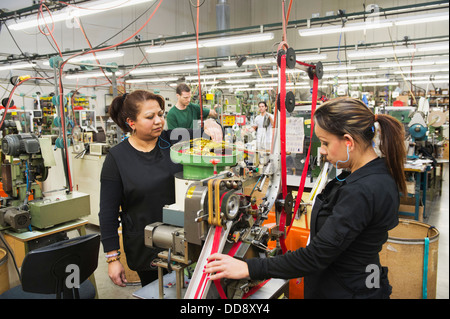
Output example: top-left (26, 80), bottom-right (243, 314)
top-left (205, 97), bottom-right (407, 299)
top-left (99, 90), bottom-right (222, 287)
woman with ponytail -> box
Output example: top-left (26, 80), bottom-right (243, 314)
top-left (99, 90), bottom-right (222, 287)
top-left (205, 97), bottom-right (406, 299)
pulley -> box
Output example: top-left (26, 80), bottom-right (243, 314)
top-left (275, 192), bottom-right (294, 226)
top-left (285, 91), bottom-right (295, 113)
top-left (286, 47), bottom-right (296, 69)
top-left (276, 91), bottom-right (296, 113)
top-left (307, 61), bottom-right (324, 80)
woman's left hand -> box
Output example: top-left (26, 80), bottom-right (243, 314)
top-left (204, 119), bottom-right (223, 142)
top-left (204, 253), bottom-right (249, 281)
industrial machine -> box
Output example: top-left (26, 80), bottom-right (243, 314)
top-left (0, 133), bottom-right (90, 231)
top-left (142, 48), bottom-right (324, 299)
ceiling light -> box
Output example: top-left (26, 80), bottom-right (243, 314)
top-left (130, 63), bottom-right (204, 75)
top-left (348, 47), bottom-right (416, 58)
top-left (146, 33), bottom-right (274, 54)
top-left (126, 77), bottom-right (178, 83)
top-left (323, 65), bottom-right (357, 71)
top-left (411, 80), bottom-right (449, 84)
top-left (296, 53), bottom-right (328, 61)
top-left (299, 20), bottom-right (393, 37)
top-left (378, 59), bottom-right (449, 68)
top-left (70, 51), bottom-right (125, 63)
top-left (223, 57), bottom-right (275, 67)
top-left (394, 12), bottom-right (449, 26)
top-left (394, 68), bottom-right (449, 74)
top-left (324, 71), bottom-right (377, 78)
top-left (8, 0), bottom-right (154, 31)
top-left (65, 71), bottom-right (122, 79)
top-left (203, 33), bottom-right (274, 47)
top-left (417, 42), bottom-right (449, 52)
top-left (0, 62), bottom-right (36, 71)
top-left (185, 72), bottom-right (253, 80)
top-left (226, 78), bottom-right (277, 84)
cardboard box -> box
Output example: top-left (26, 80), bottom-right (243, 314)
top-left (396, 95), bottom-right (409, 106)
top-left (398, 196), bottom-right (423, 221)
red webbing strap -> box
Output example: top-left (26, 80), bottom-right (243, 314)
top-left (279, 73), bottom-right (319, 252)
top-left (243, 279), bottom-right (271, 299)
top-left (194, 226), bottom-right (225, 299)
top-left (287, 75), bottom-right (319, 238)
top-left (279, 54), bottom-right (289, 253)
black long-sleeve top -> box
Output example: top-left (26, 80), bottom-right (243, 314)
top-left (99, 129), bottom-right (200, 271)
top-left (246, 157), bottom-right (399, 298)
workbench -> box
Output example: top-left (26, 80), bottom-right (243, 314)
top-left (402, 161), bottom-right (432, 221)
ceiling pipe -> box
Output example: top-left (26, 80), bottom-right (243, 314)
top-left (216, 0), bottom-right (230, 57)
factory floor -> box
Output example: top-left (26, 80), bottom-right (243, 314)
top-left (83, 163), bottom-right (450, 299)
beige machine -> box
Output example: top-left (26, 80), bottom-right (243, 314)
top-left (1, 133), bottom-right (90, 231)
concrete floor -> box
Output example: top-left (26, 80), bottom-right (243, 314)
top-left (85, 163), bottom-right (450, 299)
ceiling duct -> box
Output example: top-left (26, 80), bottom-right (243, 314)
top-left (216, 0), bottom-right (230, 57)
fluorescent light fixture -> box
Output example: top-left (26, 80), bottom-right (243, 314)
top-left (234, 87), bottom-right (275, 92)
top-left (268, 69), bottom-right (305, 75)
top-left (146, 41), bottom-right (198, 54)
top-left (297, 53), bottom-right (328, 61)
top-left (43, 51), bottom-right (125, 66)
top-left (378, 59), bottom-right (449, 68)
top-left (130, 63), bottom-right (204, 75)
top-left (226, 78), bottom-right (278, 84)
top-left (348, 47), bottom-right (416, 58)
top-left (402, 75), bottom-right (449, 81)
top-left (324, 71), bottom-right (377, 78)
top-left (417, 42), bottom-right (449, 52)
top-left (126, 76), bottom-right (178, 83)
top-left (222, 57), bottom-right (275, 67)
top-left (187, 80), bottom-right (219, 86)
top-left (70, 51), bottom-right (125, 63)
top-left (299, 20), bottom-right (393, 37)
top-left (394, 12), bottom-right (449, 26)
top-left (323, 65), bottom-right (357, 71)
top-left (146, 33), bottom-right (274, 54)
top-left (255, 83), bottom-right (278, 87)
top-left (298, 12), bottom-right (449, 37)
top-left (185, 72), bottom-right (253, 80)
top-left (394, 68), bottom-right (449, 74)
top-left (212, 85), bottom-right (250, 89)
top-left (411, 80), bottom-right (449, 84)
top-left (0, 62), bottom-right (36, 71)
top-left (203, 33), bottom-right (274, 47)
top-left (65, 71), bottom-right (122, 79)
top-left (8, 0), bottom-right (154, 31)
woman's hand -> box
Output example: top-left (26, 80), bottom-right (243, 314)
top-left (108, 260), bottom-right (128, 287)
top-left (204, 119), bottom-right (223, 142)
top-left (204, 253), bottom-right (250, 281)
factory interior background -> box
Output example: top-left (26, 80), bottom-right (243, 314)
top-left (0, 0), bottom-right (448, 301)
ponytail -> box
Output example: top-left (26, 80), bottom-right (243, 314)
top-left (375, 114), bottom-right (407, 195)
top-left (314, 97), bottom-right (407, 195)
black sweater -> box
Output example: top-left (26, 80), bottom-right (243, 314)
top-left (99, 129), bottom-right (199, 271)
top-left (246, 157), bottom-right (399, 298)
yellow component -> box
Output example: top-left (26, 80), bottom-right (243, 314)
top-left (186, 186), bottom-right (196, 199)
top-left (206, 93), bottom-right (214, 100)
top-left (304, 119), bottom-right (311, 125)
top-left (18, 75), bottom-right (31, 81)
top-left (222, 115), bottom-right (235, 126)
top-left (207, 179), bottom-right (223, 226)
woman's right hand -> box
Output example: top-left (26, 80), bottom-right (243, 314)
top-left (108, 260), bottom-right (128, 287)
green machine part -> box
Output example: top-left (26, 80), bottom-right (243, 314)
top-left (28, 191), bottom-right (90, 229)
